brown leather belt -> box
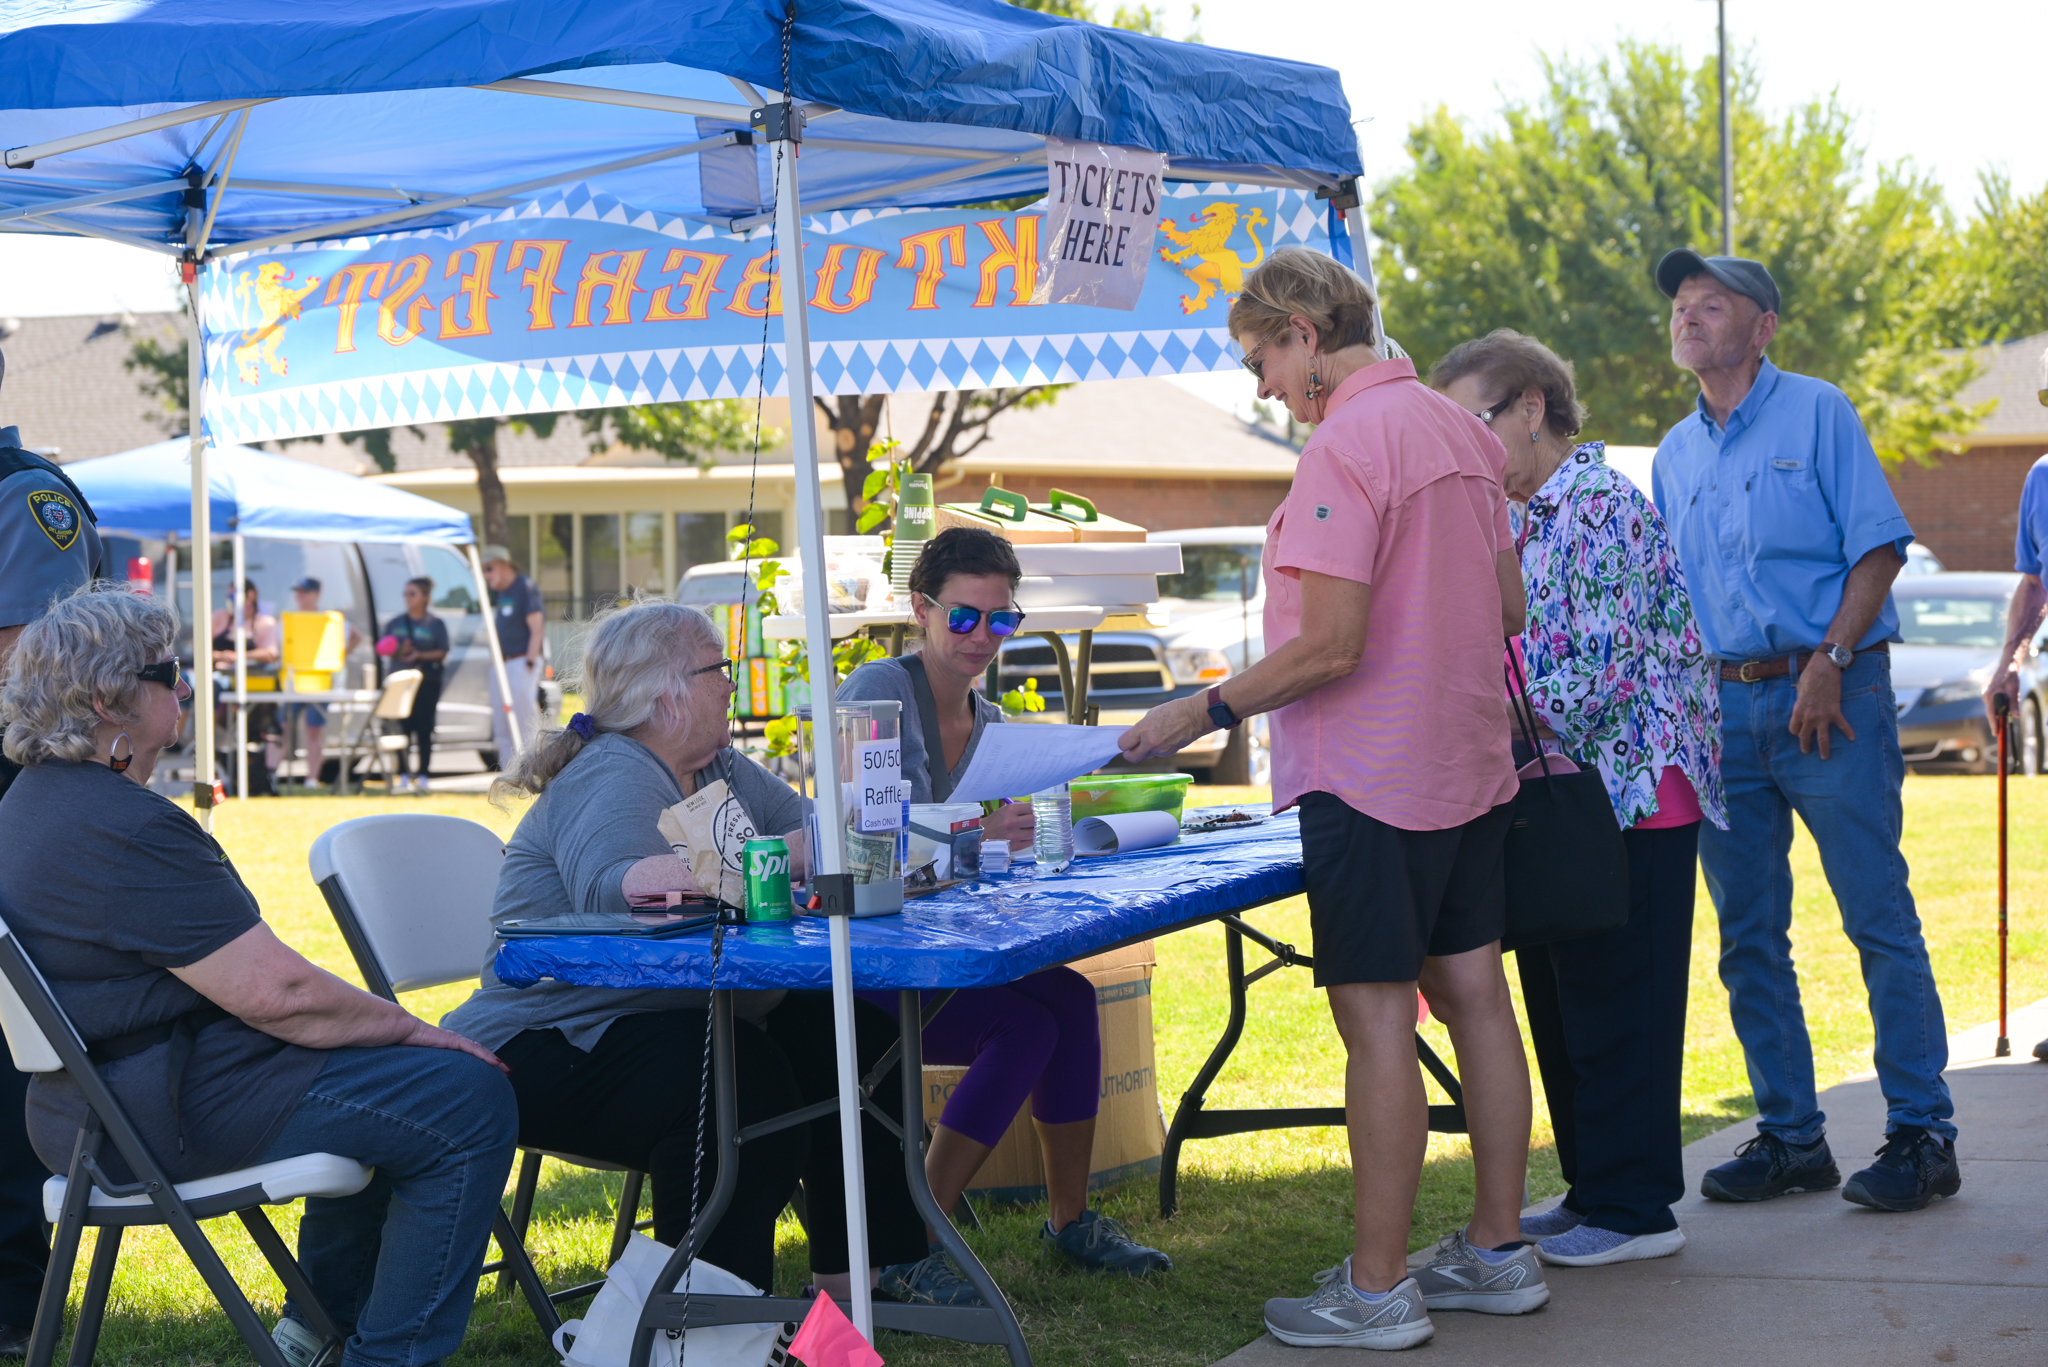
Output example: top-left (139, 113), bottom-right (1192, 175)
top-left (1718, 641), bottom-right (1888, 683)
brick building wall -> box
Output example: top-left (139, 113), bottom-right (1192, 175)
top-left (951, 474), bottom-right (1291, 532)
top-left (1887, 443), bottom-right (2048, 572)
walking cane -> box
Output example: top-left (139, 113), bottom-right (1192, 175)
top-left (1995, 693), bottom-right (2012, 1058)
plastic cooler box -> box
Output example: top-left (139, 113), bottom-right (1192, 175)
top-left (1069, 773), bottom-right (1194, 825)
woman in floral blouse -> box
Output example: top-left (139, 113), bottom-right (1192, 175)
top-left (1433, 329), bottom-right (1725, 1270)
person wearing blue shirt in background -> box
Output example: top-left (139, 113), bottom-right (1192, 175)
top-left (1984, 353), bottom-right (2048, 1064)
top-left (382, 577), bottom-right (450, 795)
top-left (1650, 249), bottom-right (1960, 1214)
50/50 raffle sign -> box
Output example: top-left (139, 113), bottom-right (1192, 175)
top-left (195, 181), bottom-right (1335, 446)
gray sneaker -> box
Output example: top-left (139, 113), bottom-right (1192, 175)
top-left (1263, 1258), bottom-right (1434, 1350)
top-left (272, 1317), bottom-right (337, 1367)
top-left (1407, 1229), bottom-right (1550, 1314)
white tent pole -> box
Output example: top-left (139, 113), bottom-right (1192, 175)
top-left (4, 97), bottom-right (274, 169)
top-left (771, 110), bottom-right (872, 1342)
top-left (186, 275), bottom-right (216, 832)
top-left (232, 531), bottom-right (248, 801)
top-left (468, 543), bottom-right (523, 754)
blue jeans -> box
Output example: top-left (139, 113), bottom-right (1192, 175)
top-left (258, 1046), bottom-right (518, 1367)
top-left (1699, 650), bottom-right (1955, 1144)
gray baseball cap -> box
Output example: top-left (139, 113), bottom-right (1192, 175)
top-left (1656, 248), bottom-right (1781, 315)
top-left (479, 544), bottom-right (515, 565)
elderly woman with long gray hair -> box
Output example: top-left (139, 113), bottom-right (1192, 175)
top-left (439, 599), bottom-right (959, 1303)
top-left (0, 584), bottom-right (517, 1367)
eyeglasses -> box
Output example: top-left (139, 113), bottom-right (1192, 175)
top-left (690, 657), bottom-right (735, 680)
top-left (1478, 391), bottom-right (1522, 425)
top-left (136, 660), bottom-right (192, 699)
top-left (1238, 324), bottom-right (1290, 381)
top-left (934, 601), bottom-right (1025, 638)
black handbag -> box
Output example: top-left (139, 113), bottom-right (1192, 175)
top-left (1499, 646), bottom-right (1631, 952)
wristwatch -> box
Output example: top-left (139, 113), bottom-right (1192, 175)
top-left (1206, 685), bottom-right (1240, 730)
top-left (1819, 641), bottom-right (1854, 669)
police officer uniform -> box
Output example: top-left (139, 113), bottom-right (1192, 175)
top-left (0, 421), bottom-right (103, 1348)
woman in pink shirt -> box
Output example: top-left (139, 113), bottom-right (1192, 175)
top-left (1121, 248), bottom-right (1545, 1349)
top-left (1434, 330), bottom-right (1725, 1270)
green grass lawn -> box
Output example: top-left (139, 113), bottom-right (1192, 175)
top-left (41, 776), bottom-right (2047, 1366)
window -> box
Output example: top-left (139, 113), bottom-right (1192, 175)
top-left (677, 512), bottom-right (727, 572)
top-left (1158, 544), bottom-right (1263, 602)
top-left (506, 515), bottom-right (532, 570)
top-left (1894, 593), bottom-right (2008, 649)
top-left (417, 545), bottom-right (480, 614)
top-left (626, 510), bottom-right (664, 595)
top-left (537, 514), bottom-right (573, 617)
top-left (582, 513), bottom-right (621, 614)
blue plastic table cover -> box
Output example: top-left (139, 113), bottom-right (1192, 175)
top-left (493, 807), bottom-right (1303, 992)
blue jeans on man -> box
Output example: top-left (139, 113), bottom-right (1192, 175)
top-left (1700, 650), bottom-right (1955, 1144)
top-left (258, 1045), bottom-right (517, 1367)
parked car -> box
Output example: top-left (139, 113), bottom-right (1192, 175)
top-left (1893, 571), bottom-right (2029, 774)
top-left (997, 526), bottom-right (1270, 784)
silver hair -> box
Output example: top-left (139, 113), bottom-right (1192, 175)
top-left (490, 597), bottom-right (724, 805)
top-left (1, 583), bottom-right (177, 766)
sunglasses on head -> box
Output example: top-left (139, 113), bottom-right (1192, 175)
top-left (932, 600), bottom-right (1025, 638)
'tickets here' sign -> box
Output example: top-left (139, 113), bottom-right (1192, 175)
top-left (1032, 137), bottom-right (1170, 311)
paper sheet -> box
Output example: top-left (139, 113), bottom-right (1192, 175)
top-left (1073, 810), bottom-right (1180, 856)
top-left (948, 722), bottom-right (1127, 803)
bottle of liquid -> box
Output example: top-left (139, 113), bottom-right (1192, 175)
top-left (890, 473), bottom-right (936, 607)
top-left (1033, 782), bottom-right (1073, 874)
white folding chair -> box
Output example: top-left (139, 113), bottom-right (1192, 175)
top-left (308, 814), bottom-right (651, 1327)
top-left (335, 669), bottom-right (422, 793)
top-left (0, 910), bottom-right (368, 1367)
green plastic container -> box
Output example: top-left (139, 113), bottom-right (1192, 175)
top-left (1069, 772), bottom-right (1194, 825)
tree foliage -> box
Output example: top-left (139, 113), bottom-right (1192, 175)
top-left (1372, 42), bottom-right (1992, 464)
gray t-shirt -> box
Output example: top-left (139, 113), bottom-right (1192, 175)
top-left (440, 733), bottom-right (803, 1052)
top-left (0, 762), bottom-right (323, 1182)
top-left (837, 656), bottom-right (1002, 802)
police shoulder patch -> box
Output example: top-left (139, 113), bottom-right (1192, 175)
top-left (27, 489), bottom-right (80, 551)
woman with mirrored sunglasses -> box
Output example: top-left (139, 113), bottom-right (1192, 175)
top-left (837, 529), bottom-right (1172, 1290)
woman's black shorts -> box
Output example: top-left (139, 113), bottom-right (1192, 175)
top-left (1298, 791), bottom-right (1513, 985)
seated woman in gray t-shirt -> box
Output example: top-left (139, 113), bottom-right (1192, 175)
top-left (439, 600), bottom-right (940, 1301)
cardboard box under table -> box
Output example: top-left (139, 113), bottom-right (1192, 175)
top-left (921, 941), bottom-right (1165, 1206)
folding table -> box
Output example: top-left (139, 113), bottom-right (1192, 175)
top-left (494, 809), bottom-right (1468, 1367)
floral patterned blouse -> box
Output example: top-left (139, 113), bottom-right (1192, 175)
top-left (1517, 442), bottom-right (1727, 830)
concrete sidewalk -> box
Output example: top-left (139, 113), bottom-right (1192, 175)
top-left (1214, 999), bottom-right (2048, 1366)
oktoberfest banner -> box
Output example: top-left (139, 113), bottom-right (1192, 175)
top-left (195, 181), bottom-right (1334, 446)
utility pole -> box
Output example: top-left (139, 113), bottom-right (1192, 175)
top-left (1718, 0), bottom-right (1734, 255)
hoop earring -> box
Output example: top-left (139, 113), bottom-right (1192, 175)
top-left (109, 732), bottom-right (134, 774)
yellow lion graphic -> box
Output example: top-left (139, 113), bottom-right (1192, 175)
top-left (1156, 203), bottom-right (1268, 315)
top-left (232, 263), bottom-right (323, 386)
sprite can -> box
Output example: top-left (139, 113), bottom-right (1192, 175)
top-left (743, 837), bottom-right (793, 923)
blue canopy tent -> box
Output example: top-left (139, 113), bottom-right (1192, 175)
top-left (0, 5), bottom-right (1363, 1358)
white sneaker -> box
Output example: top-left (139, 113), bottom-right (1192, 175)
top-left (272, 1317), bottom-right (333, 1367)
top-left (412, 774), bottom-right (430, 795)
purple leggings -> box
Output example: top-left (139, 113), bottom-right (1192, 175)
top-left (860, 967), bottom-right (1100, 1149)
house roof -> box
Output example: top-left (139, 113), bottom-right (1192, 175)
top-left (1957, 331), bottom-right (2048, 445)
top-left (0, 311), bottom-right (184, 462)
top-left (951, 377), bottom-right (1299, 480)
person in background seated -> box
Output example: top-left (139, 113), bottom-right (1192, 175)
top-left (1433, 329), bottom-right (1725, 1268)
top-left (0, 585), bottom-right (516, 1367)
top-left (838, 529), bottom-right (1173, 1292)
top-left (441, 599), bottom-right (944, 1302)
top-left (382, 577), bottom-right (448, 795)
top-left (211, 578), bottom-right (280, 673)
top-left (276, 576), bottom-right (363, 788)
top-left (479, 546), bottom-right (543, 770)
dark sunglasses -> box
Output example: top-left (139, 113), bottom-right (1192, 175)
top-left (136, 660), bottom-right (191, 697)
top-left (936, 601), bottom-right (1025, 637)
top-left (690, 657), bottom-right (735, 679)
top-left (1238, 323), bottom-right (1290, 382)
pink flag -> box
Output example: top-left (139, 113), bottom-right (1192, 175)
top-left (788, 1292), bottom-right (884, 1367)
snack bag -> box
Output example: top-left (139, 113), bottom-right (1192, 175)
top-left (656, 779), bottom-right (759, 906)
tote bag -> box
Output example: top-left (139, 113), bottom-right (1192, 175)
top-left (553, 1233), bottom-right (793, 1367)
top-left (1499, 647), bottom-right (1630, 952)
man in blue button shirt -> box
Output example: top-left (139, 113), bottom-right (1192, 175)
top-left (1650, 250), bottom-right (1959, 1214)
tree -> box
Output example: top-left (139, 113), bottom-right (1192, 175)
top-left (1922, 171), bottom-right (2048, 347)
top-left (1371, 42), bottom-right (1987, 465)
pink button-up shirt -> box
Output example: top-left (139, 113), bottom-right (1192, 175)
top-left (1265, 358), bottom-right (1519, 832)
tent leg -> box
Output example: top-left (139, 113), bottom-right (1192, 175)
top-left (468, 543), bottom-right (521, 759)
top-left (186, 277), bottom-right (215, 832)
top-left (770, 109), bottom-right (871, 1342)
top-left (233, 532), bottom-right (248, 801)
